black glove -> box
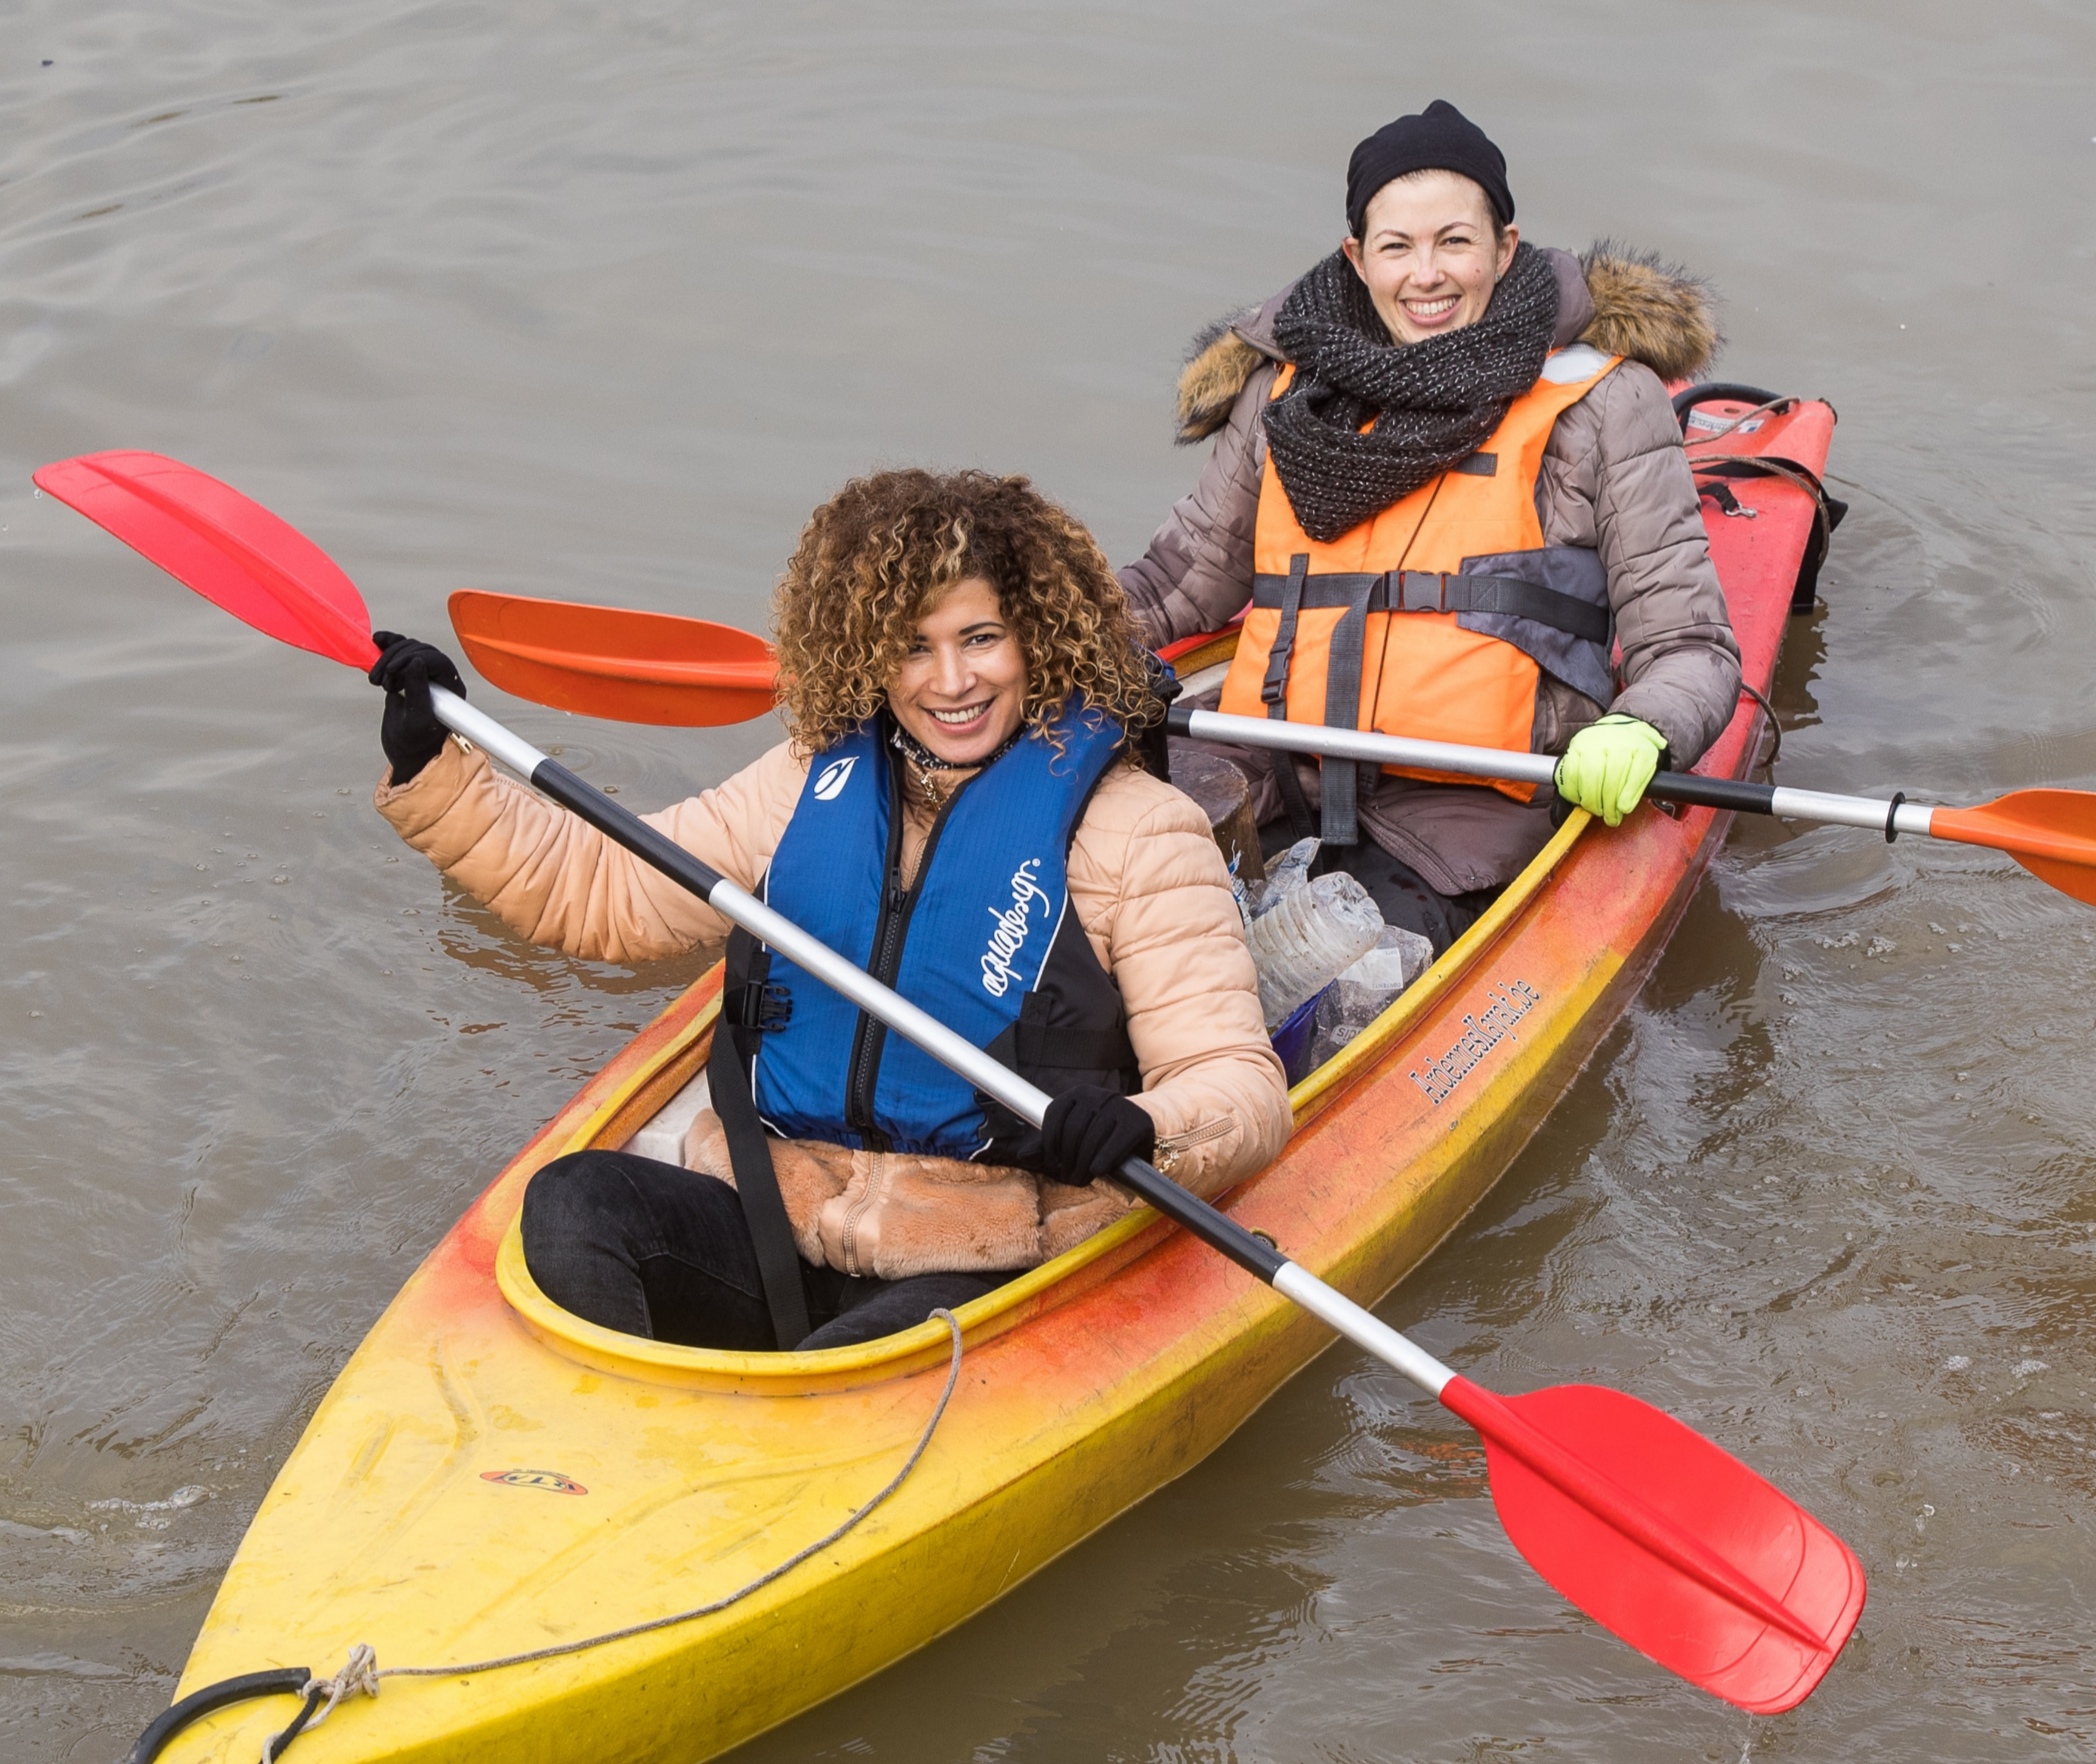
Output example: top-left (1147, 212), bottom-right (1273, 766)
top-left (368, 631), bottom-right (466, 784)
top-left (1039, 1085), bottom-right (1157, 1186)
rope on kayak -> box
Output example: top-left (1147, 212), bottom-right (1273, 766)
top-left (1738, 679), bottom-right (1781, 766)
top-left (242, 1308), bottom-right (966, 1764)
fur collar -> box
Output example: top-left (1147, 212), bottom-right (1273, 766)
top-left (1174, 243), bottom-right (1720, 442)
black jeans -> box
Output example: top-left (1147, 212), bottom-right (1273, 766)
top-left (520, 1149), bottom-right (1007, 1352)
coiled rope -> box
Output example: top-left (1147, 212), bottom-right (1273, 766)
top-left (134, 1309), bottom-right (965, 1764)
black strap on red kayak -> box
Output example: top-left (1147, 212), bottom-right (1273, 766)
top-left (711, 931), bottom-right (813, 1350)
top-left (1675, 383), bottom-right (1849, 616)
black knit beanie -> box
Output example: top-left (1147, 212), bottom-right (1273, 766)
top-left (1345, 101), bottom-right (1513, 238)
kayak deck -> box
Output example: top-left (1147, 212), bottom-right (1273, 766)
top-left (162, 395), bottom-right (1834, 1763)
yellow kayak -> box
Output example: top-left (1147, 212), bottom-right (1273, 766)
top-left (153, 399), bottom-right (1836, 1763)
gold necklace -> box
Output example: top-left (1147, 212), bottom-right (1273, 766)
top-left (907, 762), bottom-right (949, 810)
top-left (889, 718), bottom-right (1015, 810)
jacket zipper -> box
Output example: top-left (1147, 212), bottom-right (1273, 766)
top-left (1152, 1114), bottom-right (1236, 1174)
top-left (844, 754), bottom-right (964, 1149)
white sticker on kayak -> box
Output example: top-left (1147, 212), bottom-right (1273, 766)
top-left (1687, 410), bottom-right (1763, 434)
top-left (813, 755), bottom-right (857, 801)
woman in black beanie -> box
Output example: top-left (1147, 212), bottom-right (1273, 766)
top-left (1120, 102), bottom-right (1741, 953)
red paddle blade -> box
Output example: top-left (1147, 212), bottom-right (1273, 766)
top-left (449, 589), bottom-right (779, 726)
top-left (1155, 621), bottom-right (1244, 665)
top-left (1442, 1378), bottom-right (1864, 1714)
top-left (34, 451), bottom-right (378, 670)
top-left (1931, 790), bottom-right (2096, 906)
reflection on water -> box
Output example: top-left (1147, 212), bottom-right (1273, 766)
top-left (3, 2), bottom-right (2093, 1758)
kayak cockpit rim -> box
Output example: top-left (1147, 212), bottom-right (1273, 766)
top-left (493, 626), bottom-right (1596, 1391)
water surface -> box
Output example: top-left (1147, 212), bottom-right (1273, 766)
top-left (3, 3), bottom-right (2093, 1758)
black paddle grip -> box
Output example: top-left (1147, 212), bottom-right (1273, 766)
top-left (1112, 1157), bottom-right (1286, 1284)
top-left (530, 760), bottom-right (731, 903)
top-left (1642, 773), bottom-right (1778, 815)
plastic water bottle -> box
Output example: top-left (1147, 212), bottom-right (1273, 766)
top-left (1246, 868), bottom-right (1385, 1028)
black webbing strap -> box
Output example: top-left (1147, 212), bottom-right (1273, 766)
top-left (1689, 453), bottom-right (1850, 613)
top-left (1259, 552), bottom-right (1309, 712)
top-left (1013, 1021), bottom-right (1137, 1071)
top-left (1697, 479), bottom-right (1751, 518)
top-left (1315, 570), bottom-right (1382, 847)
top-left (1262, 553), bottom-right (1319, 842)
top-left (1270, 737), bottom-right (1319, 843)
top-left (708, 999), bottom-right (811, 1351)
top-left (1248, 567), bottom-right (1611, 645)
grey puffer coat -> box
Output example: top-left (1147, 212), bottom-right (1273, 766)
top-left (1119, 246), bottom-right (1744, 896)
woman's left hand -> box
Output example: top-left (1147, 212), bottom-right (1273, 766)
top-left (1554, 714), bottom-right (1668, 827)
top-left (1040, 1086), bottom-right (1157, 1186)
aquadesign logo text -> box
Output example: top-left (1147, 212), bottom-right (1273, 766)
top-left (980, 858), bottom-right (1050, 997)
top-left (1407, 980), bottom-right (1540, 1106)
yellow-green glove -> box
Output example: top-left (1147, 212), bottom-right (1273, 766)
top-left (1554, 714), bottom-right (1669, 827)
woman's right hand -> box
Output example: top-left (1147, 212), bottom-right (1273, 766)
top-left (368, 632), bottom-right (467, 784)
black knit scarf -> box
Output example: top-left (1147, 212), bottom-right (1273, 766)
top-left (1265, 242), bottom-right (1559, 543)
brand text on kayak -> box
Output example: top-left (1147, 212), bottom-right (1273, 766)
top-left (1408, 980), bottom-right (1541, 1105)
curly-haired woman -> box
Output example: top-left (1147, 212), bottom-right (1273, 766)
top-left (368, 469), bottom-right (1291, 1352)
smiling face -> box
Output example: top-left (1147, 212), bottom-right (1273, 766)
top-left (884, 575), bottom-right (1029, 765)
top-left (1340, 169), bottom-right (1518, 347)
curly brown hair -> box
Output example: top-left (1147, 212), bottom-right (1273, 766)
top-left (771, 468), bottom-right (1160, 759)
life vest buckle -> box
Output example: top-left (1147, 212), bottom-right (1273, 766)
top-left (1388, 569), bottom-right (1455, 615)
top-left (722, 982), bottom-right (793, 1032)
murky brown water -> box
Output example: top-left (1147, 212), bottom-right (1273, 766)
top-left (5, 3), bottom-right (2095, 1758)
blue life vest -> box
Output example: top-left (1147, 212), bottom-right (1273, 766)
top-left (747, 709), bottom-right (1129, 1160)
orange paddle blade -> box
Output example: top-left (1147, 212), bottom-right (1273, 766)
top-left (1930, 789), bottom-right (2096, 905)
top-left (449, 589), bottom-right (779, 727)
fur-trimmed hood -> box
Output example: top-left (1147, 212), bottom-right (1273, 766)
top-left (1174, 243), bottom-right (1720, 443)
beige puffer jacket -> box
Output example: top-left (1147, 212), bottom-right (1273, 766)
top-left (1118, 246), bottom-right (1746, 896)
top-left (376, 737), bottom-right (1291, 1279)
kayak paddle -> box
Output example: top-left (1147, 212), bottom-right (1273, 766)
top-left (449, 587), bottom-right (777, 726)
top-left (1165, 705), bottom-right (2096, 907)
top-left (445, 586), bottom-right (2096, 908)
top-left (37, 449), bottom-right (1866, 1714)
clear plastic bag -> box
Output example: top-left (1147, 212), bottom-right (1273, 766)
top-left (1246, 836), bottom-right (1318, 922)
top-left (1245, 866), bottom-right (1385, 1028)
top-left (1306, 925), bottom-right (1435, 1067)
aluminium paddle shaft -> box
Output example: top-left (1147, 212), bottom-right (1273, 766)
top-left (1168, 703), bottom-right (1938, 838)
top-left (428, 685), bottom-right (1462, 1398)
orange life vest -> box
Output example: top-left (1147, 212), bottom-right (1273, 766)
top-left (1219, 345), bottom-right (1622, 838)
